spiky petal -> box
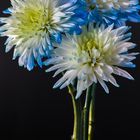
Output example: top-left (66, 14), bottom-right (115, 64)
top-left (45, 24), bottom-right (138, 98)
top-left (80, 0), bottom-right (140, 26)
top-left (0, 0), bottom-right (85, 70)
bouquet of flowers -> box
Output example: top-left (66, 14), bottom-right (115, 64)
top-left (0, 0), bottom-right (140, 140)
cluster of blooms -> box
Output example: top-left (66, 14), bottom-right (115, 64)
top-left (0, 0), bottom-right (139, 98)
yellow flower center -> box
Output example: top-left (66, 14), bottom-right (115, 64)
top-left (96, 0), bottom-right (130, 9)
top-left (87, 0), bottom-right (130, 10)
top-left (76, 36), bottom-right (102, 66)
top-left (14, 6), bottom-right (54, 39)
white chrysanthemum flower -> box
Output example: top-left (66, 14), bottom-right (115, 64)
top-left (45, 24), bottom-right (138, 98)
top-left (0, 0), bottom-right (83, 70)
top-left (95, 0), bottom-right (137, 10)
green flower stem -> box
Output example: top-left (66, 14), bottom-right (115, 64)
top-left (68, 85), bottom-right (82, 140)
top-left (88, 84), bottom-right (96, 140)
top-left (83, 85), bottom-right (93, 140)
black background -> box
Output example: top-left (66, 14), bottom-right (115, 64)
top-left (0, 1), bottom-right (140, 140)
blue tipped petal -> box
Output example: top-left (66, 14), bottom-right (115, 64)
top-left (51, 32), bottom-right (62, 44)
top-left (36, 55), bottom-right (43, 68)
top-left (0, 0), bottom-right (86, 71)
top-left (121, 62), bottom-right (136, 68)
top-left (27, 54), bottom-right (34, 71)
top-left (3, 9), bottom-right (11, 14)
top-left (80, 0), bottom-right (140, 26)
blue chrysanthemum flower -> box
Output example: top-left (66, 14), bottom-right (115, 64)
top-left (80, 0), bottom-right (140, 27)
top-left (0, 0), bottom-right (85, 71)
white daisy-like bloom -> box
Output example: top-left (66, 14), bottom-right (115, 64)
top-left (95, 0), bottom-right (138, 10)
top-left (0, 0), bottom-right (83, 70)
top-left (45, 24), bottom-right (138, 99)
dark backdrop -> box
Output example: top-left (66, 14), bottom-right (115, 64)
top-left (0, 1), bottom-right (140, 140)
